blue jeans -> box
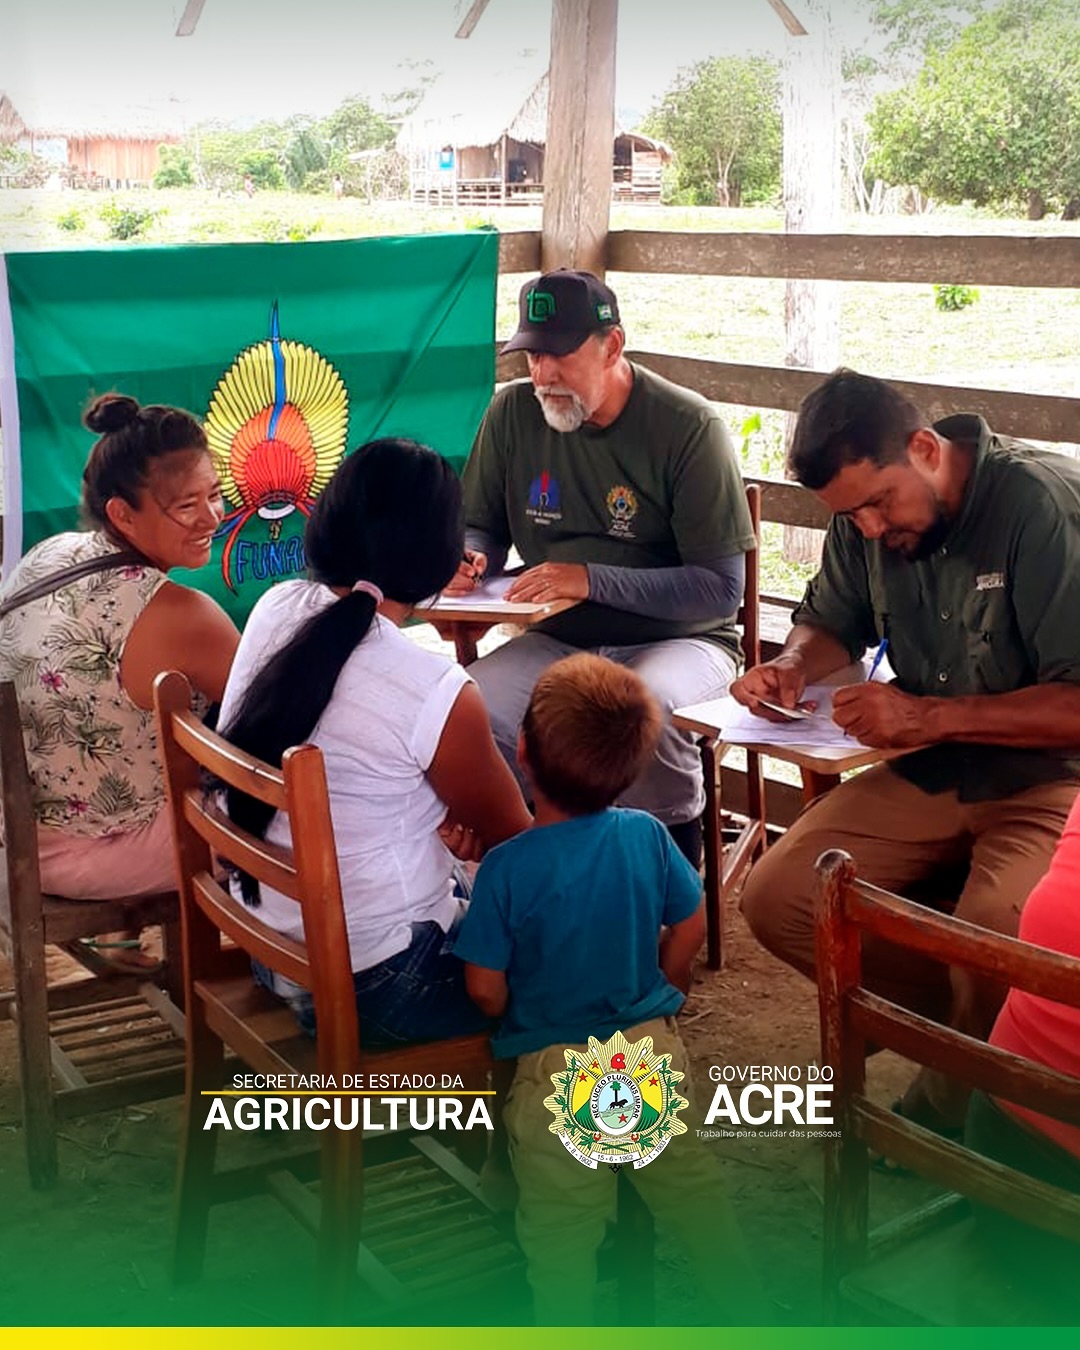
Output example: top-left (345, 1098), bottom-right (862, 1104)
top-left (253, 915), bottom-right (490, 1048)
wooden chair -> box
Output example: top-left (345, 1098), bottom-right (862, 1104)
top-left (815, 848), bottom-right (1080, 1325)
top-left (700, 482), bottom-right (767, 968)
top-left (154, 669), bottom-right (527, 1319)
top-left (0, 681), bottom-right (185, 1189)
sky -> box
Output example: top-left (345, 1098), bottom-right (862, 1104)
top-left (0, 0), bottom-right (882, 127)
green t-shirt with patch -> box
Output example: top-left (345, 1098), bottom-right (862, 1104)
top-left (793, 415), bottom-right (1080, 800)
top-left (462, 363), bottom-right (756, 654)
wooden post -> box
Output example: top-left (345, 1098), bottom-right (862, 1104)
top-left (540, 0), bottom-right (618, 277)
top-left (782, 0), bottom-right (840, 565)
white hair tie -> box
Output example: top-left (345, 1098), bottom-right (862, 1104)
top-left (351, 580), bottom-right (384, 604)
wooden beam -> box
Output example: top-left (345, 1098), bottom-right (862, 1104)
top-left (745, 475), bottom-right (832, 530)
top-left (495, 342), bottom-right (1080, 443)
top-left (541, 0), bottom-right (618, 276)
top-left (175, 0), bottom-right (207, 37)
top-left (607, 229), bottom-right (1080, 289)
top-left (454, 0), bottom-right (492, 39)
top-left (626, 351), bottom-right (1080, 445)
top-left (497, 230), bottom-right (541, 274)
top-left (765, 0), bottom-right (808, 36)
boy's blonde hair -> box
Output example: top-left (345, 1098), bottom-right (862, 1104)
top-left (521, 652), bottom-right (662, 815)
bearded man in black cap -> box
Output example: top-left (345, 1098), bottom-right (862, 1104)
top-left (446, 269), bottom-right (755, 866)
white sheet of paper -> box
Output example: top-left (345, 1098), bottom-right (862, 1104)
top-left (419, 575), bottom-right (554, 614)
top-left (677, 686), bottom-right (866, 749)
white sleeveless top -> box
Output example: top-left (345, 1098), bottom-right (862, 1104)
top-left (218, 580), bottom-right (470, 972)
top-left (0, 531), bottom-right (169, 835)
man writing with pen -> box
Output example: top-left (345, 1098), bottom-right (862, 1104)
top-left (732, 368), bottom-right (1080, 1139)
top-left (445, 269), bottom-right (756, 869)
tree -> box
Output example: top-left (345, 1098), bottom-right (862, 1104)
top-left (153, 144), bottom-right (195, 189)
top-left (868, 0), bottom-right (1080, 216)
top-left (323, 94), bottom-right (396, 161)
top-left (642, 56), bottom-right (781, 207)
top-left (282, 117), bottom-right (329, 188)
top-left (192, 122), bottom-right (287, 191)
top-left (866, 0), bottom-right (988, 66)
top-left (181, 81), bottom-right (420, 196)
top-left (240, 147), bottom-right (285, 191)
top-left (383, 59), bottom-right (440, 123)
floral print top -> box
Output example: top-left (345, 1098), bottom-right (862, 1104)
top-left (0, 531), bottom-right (169, 836)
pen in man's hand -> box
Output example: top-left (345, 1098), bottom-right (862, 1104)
top-left (867, 636), bottom-right (890, 681)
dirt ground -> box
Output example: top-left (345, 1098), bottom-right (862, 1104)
top-left (0, 904), bottom-right (932, 1328)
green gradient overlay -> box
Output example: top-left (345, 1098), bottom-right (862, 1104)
top-left (2, 1099), bottom-right (1076, 1327)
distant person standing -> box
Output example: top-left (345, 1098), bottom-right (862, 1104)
top-left (243, 173), bottom-right (255, 198)
top-left (333, 173), bottom-right (345, 200)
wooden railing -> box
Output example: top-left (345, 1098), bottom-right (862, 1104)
top-left (496, 225), bottom-right (1080, 550)
top-left (497, 228), bottom-right (1080, 441)
top-left (495, 227), bottom-right (1080, 825)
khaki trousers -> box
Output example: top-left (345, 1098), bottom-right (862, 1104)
top-left (740, 765), bottom-right (1079, 1118)
top-left (504, 1017), bottom-right (763, 1325)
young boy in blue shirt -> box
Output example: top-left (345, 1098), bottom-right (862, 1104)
top-left (454, 653), bottom-right (766, 1325)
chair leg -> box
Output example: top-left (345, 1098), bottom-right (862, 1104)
top-left (317, 1128), bottom-right (363, 1318)
top-left (802, 769), bottom-right (840, 806)
top-left (172, 1007), bottom-right (224, 1284)
top-left (700, 741), bottom-right (723, 971)
top-left (746, 748), bottom-right (767, 864)
top-left (161, 916), bottom-right (185, 1010)
top-left (12, 916), bottom-right (58, 1189)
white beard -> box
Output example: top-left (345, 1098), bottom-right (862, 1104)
top-left (534, 385), bottom-right (592, 433)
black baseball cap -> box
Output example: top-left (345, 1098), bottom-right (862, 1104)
top-left (502, 270), bottom-right (621, 357)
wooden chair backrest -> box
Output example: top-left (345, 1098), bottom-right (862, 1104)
top-left (742, 482), bottom-right (761, 668)
top-left (153, 670), bottom-right (359, 1070)
top-left (816, 848), bottom-right (1080, 1247)
top-left (0, 680), bottom-right (46, 937)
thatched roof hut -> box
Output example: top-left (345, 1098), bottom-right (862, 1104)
top-left (0, 94), bottom-right (27, 146)
top-left (1, 89), bottom-right (182, 184)
top-left (399, 63), bottom-right (670, 205)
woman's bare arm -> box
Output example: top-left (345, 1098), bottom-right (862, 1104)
top-left (120, 581), bottom-right (240, 708)
top-left (427, 683), bottom-right (532, 847)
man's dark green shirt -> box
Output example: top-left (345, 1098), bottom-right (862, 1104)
top-left (792, 415), bottom-right (1080, 800)
top-left (463, 364), bottom-right (755, 654)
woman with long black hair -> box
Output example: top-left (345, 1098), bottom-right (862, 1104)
top-left (217, 438), bottom-right (531, 1046)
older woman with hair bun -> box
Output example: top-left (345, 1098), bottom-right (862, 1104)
top-left (0, 394), bottom-right (239, 968)
top-left (218, 436), bottom-right (532, 1046)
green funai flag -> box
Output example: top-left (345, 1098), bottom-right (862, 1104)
top-left (0, 233), bottom-right (498, 625)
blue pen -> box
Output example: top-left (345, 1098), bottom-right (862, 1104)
top-left (867, 636), bottom-right (890, 681)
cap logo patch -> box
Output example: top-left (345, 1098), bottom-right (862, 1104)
top-left (596, 303), bottom-right (613, 322)
top-left (527, 289), bottom-right (556, 323)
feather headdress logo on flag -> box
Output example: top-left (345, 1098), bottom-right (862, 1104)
top-left (205, 302), bottom-right (349, 592)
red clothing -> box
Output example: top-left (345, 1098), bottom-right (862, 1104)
top-left (990, 790), bottom-right (1080, 1158)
